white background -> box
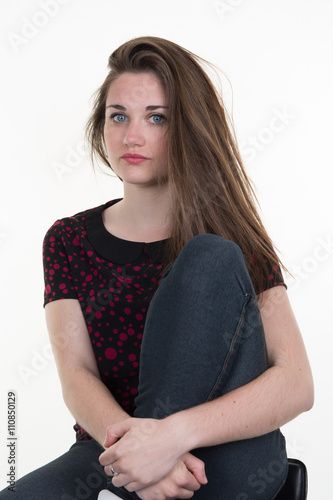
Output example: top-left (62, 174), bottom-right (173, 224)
top-left (0, 0), bottom-right (332, 498)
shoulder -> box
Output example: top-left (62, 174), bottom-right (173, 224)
top-left (44, 205), bottom-right (96, 237)
top-left (43, 200), bottom-right (117, 243)
top-left (250, 249), bottom-right (286, 295)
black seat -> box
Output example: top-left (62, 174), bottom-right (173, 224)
top-left (275, 458), bottom-right (308, 499)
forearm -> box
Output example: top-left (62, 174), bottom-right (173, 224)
top-left (61, 365), bottom-right (129, 446)
top-left (171, 288), bottom-right (314, 454)
top-left (100, 362), bottom-right (312, 491)
top-left (171, 364), bottom-right (314, 453)
top-left (45, 300), bottom-right (130, 446)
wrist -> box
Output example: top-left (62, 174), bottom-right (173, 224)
top-left (167, 407), bottom-right (202, 454)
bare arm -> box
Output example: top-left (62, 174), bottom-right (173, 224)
top-left (171, 286), bottom-right (314, 449)
top-left (46, 298), bottom-right (207, 499)
top-left (101, 286), bottom-right (314, 490)
top-left (45, 298), bottom-right (129, 446)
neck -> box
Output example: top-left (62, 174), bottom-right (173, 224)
top-left (111, 184), bottom-right (172, 240)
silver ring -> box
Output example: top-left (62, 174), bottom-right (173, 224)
top-left (110, 465), bottom-right (119, 477)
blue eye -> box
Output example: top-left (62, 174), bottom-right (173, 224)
top-left (149, 114), bottom-right (166, 124)
top-left (111, 114), bottom-right (127, 123)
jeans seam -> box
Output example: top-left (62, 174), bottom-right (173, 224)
top-left (207, 294), bottom-right (250, 401)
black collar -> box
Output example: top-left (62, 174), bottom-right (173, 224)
top-left (85, 199), bottom-right (167, 264)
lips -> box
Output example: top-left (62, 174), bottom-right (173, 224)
top-left (122, 153), bottom-right (147, 159)
top-left (121, 153), bottom-right (148, 164)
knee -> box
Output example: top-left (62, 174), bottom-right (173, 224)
top-left (162, 234), bottom-right (246, 287)
top-left (161, 234), bottom-right (248, 290)
top-left (180, 234), bottom-right (243, 267)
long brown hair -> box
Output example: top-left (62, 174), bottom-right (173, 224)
top-left (86, 36), bottom-right (285, 293)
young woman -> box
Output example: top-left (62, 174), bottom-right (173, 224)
top-left (0, 36), bottom-right (313, 500)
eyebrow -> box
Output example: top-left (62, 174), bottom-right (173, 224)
top-left (105, 104), bottom-right (169, 111)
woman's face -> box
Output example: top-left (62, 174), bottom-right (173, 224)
top-left (104, 72), bottom-right (169, 188)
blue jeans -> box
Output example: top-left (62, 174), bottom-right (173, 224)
top-left (0, 235), bottom-right (288, 499)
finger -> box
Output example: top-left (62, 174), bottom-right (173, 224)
top-left (175, 468), bottom-right (201, 492)
top-left (99, 446), bottom-right (117, 467)
top-left (100, 436), bottom-right (142, 468)
top-left (182, 453), bottom-right (208, 485)
top-left (112, 477), bottom-right (141, 491)
top-left (103, 420), bottom-right (131, 448)
top-left (137, 483), bottom-right (196, 500)
top-left (177, 490), bottom-right (195, 499)
top-left (109, 469), bottom-right (144, 490)
top-left (112, 474), bottom-right (157, 492)
top-left (104, 462), bottom-right (121, 478)
top-left (138, 480), bottom-right (196, 500)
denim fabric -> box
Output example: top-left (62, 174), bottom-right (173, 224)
top-left (0, 234), bottom-right (287, 500)
top-left (0, 440), bottom-right (125, 499)
top-left (134, 235), bottom-right (288, 499)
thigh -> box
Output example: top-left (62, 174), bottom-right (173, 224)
top-left (135, 234), bottom-right (267, 417)
top-left (0, 440), bottom-right (130, 500)
top-left (134, 234), bottom-right (288, 499)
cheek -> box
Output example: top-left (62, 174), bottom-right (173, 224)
top-left (104, 129), bottom-right (120, 152)
top-left (154, 131), bottom-right (168, 155)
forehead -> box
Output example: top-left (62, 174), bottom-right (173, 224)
top-left (106, 72), bottom-right (167, 106)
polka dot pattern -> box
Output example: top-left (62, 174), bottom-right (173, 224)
top-left (43, 200), bottom-right (285, 441)
top-left (43, 201), bottom-right (164, 441)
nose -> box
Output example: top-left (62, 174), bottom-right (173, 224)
top-left (123, 119), bottom-right (145, 148)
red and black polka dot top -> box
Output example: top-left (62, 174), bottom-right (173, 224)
top-left (42, 198), bottom-right (285, 441)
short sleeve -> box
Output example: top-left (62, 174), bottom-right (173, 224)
top-left (42, 220), bottom-right (78, 307)
top-left (260, 257), bottom-right (287, 294)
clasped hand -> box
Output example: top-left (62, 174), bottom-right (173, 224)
top-left (99, 417), bottom-right (207, 499)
